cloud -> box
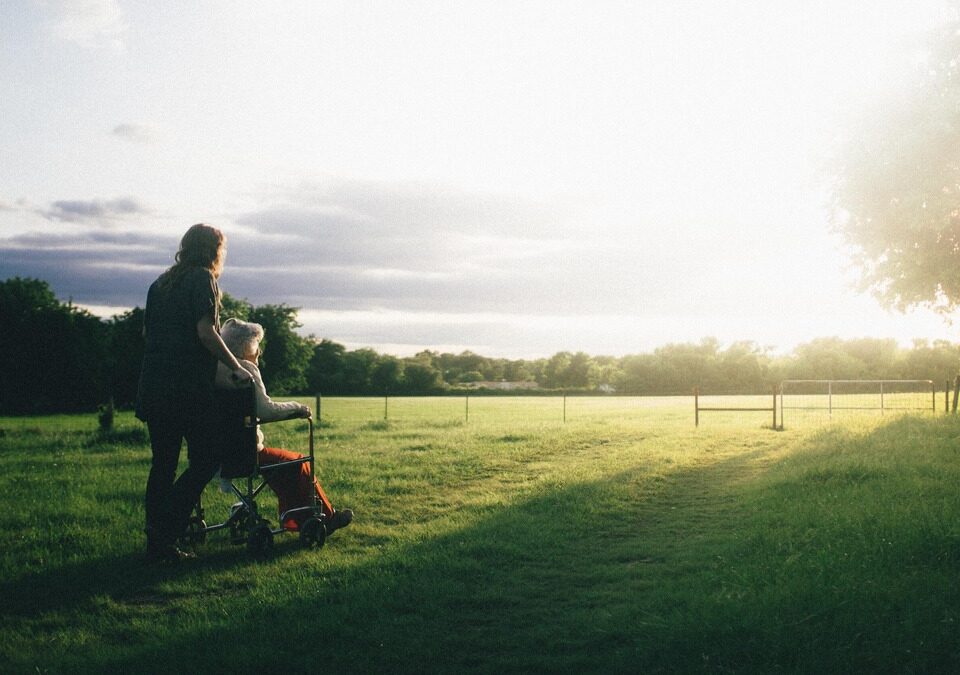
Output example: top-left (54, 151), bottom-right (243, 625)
top-left (221, 178), bottom-right (688, 317)
top-left (3, 178), bottom-right (752, 329)
top-left (230, 180), bottom-right (575, 295)
top-left (253, 179), bottom-right (577, 237)
top-left (0, 210), bottom-right (177, 308)
top-left (111, 123), bottom-right (154, 143)
top-left (0, 241), bottom-right (165, 307)
top-left (39, 197), bottom-right (149, 223)
top-left (233, 178), bottom-right (581, 270)
top-left (2, 178), bottom-right (762, 356)
top-left (6, 179), bottom-right (614, 320)
top-left (2, 178), bottom-right (926, 358)
top-left (44, 0), bottom-right (127, 50)
top-left (0, 197), bottom-right (31, 212)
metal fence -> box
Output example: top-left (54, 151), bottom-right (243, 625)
top-left (693, 387), bottom-right (778, 429)
top-left (304, 394), bottom-right (694, 429)
top-left (285, 381), bottom-right (946, 432)
top-left (778, 379), bottom-right (937, 428)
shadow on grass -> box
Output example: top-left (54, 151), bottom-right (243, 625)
top-left (2, 540), bottom-right (256, 619)
top-left (7, 416), bottom-right (960, 673)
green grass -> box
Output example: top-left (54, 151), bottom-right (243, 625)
top-left (1, 398), bottom-right (959, 673)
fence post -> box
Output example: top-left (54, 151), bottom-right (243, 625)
top-left (779, 381), bottom-right (785, 430)
top-left (384, 390), bottom-right (389, 421)
top-left (315, 393), bottom-right (322, 425)
top-left (772, 385), bottom-right (777, 430)
top-left (946, 381), bottom-right (950, 414)
top-left (694, 387), bottom-right (699, 427)
top-left (953, 375), bottom-right (959, 413)
top-left (465, 394), bottom-right (469, 424)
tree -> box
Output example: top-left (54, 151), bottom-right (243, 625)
top-left (564, 351), bottom-right (599, 389)
top-left (832, 21), bottom-right (960, 313)
top-left (307, 338), bottom-right (347, 394)
top-left (651, 338), bottom-right (721, 392)
top-left (541, 352), bottom-right (572, 388)
top-left (0, 277), bottom-right (110, 413)
top-left (503, 359), bottom-right (534, 383)
top-left (619, 353), bottom-right (658, 394)
top-left (342, 349), bottom-right (379, 393)
top-left (105, 307), bottom-right (145, 408)
top-left (787, 337), bottom-right (870, 380)
top-left (402, 362), bottom-right (442, 393)
top-left (248, 304), bottom-right (312, 394)
top-left (399, 351), bottom-right (443, 393)
top-left (717, 341), bottom-right (769, 393)
top-left (901, 338), bottom-right (960, 382)
top-left (371, 354), bottom-right (403, 392)
top-left (220, 293), bottom-right (253, 322)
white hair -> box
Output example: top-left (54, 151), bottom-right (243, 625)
top-left (220, 318), bottom-right (264, 359)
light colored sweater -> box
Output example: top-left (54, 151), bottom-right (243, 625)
top-left (215, 359), bottom-right (307, 452)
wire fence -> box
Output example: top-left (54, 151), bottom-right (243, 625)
top-left (297, 394), bottom-right (695, 430)
top-left (778, 379), bottom-right (937, 428)
top-left (694, 380), bottom-right (941, 430)
top-left (280, 380), bottom-right (951, 432)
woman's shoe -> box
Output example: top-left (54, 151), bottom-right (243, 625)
top-left (327, 509), bottom-right (353, 533)
top-left (146, 541), bottom-right (196, 563)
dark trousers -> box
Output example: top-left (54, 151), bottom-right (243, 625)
top-left (145, 414), bottom-right (219, 545)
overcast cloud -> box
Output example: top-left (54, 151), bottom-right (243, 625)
top-left (39, 197), bottom-right (149, 223)
top-left (1, 179), bottom-right (639, 318)
top-left (225, 178), bottom-right (692, 318)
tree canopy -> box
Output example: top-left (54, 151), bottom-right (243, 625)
top-left (0, 278), bottom-right (111, 413)
top-left (3, 276), bottom-right (959, 414)
top-left (832, 21), bottom-right (960, 312)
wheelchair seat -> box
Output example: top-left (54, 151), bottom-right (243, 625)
top-left (214, 385), bottom-right (259, 479)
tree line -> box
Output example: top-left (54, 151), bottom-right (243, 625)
top-left (2, 276), bottom-right (958, 414)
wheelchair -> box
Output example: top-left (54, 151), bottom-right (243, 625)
top-left (181, 385), bottom-right (327, 555)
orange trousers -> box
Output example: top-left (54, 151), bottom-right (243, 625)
top-left (258, 447), bottom-right (334, 529)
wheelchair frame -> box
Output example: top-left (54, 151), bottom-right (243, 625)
top-left (183, 386), bottom-right (327, 555)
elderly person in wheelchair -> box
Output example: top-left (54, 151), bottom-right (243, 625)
top-left (215, 318), bottom-right (352, 534)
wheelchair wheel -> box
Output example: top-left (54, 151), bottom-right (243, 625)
top-left (247, 523), bottom-right (273, 556)
top-left (181, 516), bottom-right (207, 547)
top-left (229, 520), bottom-right (245, 545)
top-left (299, 516), bottom-right (326, 549)
top-left (229, 505), bottom-right (250, 545)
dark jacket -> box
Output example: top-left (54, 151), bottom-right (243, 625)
top-left (135, 266), bottom-right (220, 421)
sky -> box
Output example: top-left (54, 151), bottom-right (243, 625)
top-left (1, 0), bottom-right (959, 359)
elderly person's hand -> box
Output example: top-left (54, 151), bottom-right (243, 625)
top-left (280, 404), bottom-right (311, 421)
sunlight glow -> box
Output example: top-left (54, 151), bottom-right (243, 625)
top-left (1, 1), bottom-right (957, 356)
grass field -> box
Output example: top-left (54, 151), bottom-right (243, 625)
top-left (1, 397), bottom-right (959, 673)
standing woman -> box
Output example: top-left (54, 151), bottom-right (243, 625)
top-left (135, 223), bottom-right (252, 562)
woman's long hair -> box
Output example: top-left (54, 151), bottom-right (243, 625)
top-left (158, 223), bottom-right (226, 289)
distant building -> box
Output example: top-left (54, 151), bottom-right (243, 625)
top-left (464, 381), bottom-right (540, 391)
